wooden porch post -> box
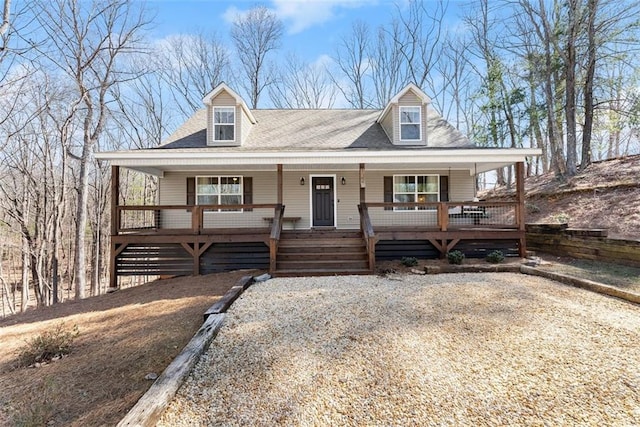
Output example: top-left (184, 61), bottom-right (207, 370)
top-left (359, 163), bottom-right (366, 204)
top-left (109, 165), bottom-right (120, 289)
top-left (516, 161), bottom-right (527, 257)
top-left (277, 164), bottom-right (283, 205)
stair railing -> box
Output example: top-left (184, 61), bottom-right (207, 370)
top-left (358, 203), bottom-right (376, 272)
top-left (269, 204), bottom-right (285, 273)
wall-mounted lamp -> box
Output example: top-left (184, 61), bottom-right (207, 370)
top-left (300, 177), bottom-right (305, 186)
top-left (341, 176), bottom-right (346, 185)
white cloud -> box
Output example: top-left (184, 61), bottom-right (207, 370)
top-left (222, 5), bottom-right (243, 24)
top-left (274, 0), bottom-right (375, 34)
top-left (221, 1), bottom-right (375, 35)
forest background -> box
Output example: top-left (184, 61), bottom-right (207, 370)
top-left (1, 0), bottom-right (639, 314)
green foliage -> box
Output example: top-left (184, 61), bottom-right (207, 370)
top-left (553, 212), bottom-right (570, 224)
top-left (447, 250), bottom-right (465, 265)
top-left (400, 256), bottom-right (419, 267)
top-left (526, 202), bottom-right (540, 214)
top-left (17, 323), bottom-right (79, 368)
top-left (486, 250), bottom-right (505, 264)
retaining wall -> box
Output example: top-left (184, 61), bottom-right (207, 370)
top-left (526, 224), bottom-right (640, 267)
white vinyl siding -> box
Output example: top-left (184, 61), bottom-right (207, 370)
top-left (207, 90), bottom-right (242, 146)
top-left (399, 106), bottom-right (421, 141)
top-left (157, 168), bottom-right (475, 230)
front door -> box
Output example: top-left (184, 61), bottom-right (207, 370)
top-left (312, 176), bottom-right (335, 227)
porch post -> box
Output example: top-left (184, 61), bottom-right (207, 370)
top-left (109, 165), bottom-right (119, 289)
top-left (277, 164), bottom-right (283, 205)
top-left (359, 163), bottom-right (366, 204)
top-left (516, 161), bottom-right (527, 257)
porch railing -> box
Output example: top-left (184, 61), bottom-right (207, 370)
top-left (361, 201), bottom-right (521, 231)
top-left (114, 204), bottom-right (282, 235)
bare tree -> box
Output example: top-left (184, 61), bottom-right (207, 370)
top-left (331, 20), bottom-right (372, 109)
top-left (230, 6), bottom-right (283, 108)
top-left (369, 21), bottom-right (406, 108)
top-left (0, 0), bottom-right (9, 39)
top-left (30, 0), bottom-right (149, 299)
top-left (394, 0), bottom-right (447, 100)
top-left (157, 32), bottom-right (230, 117)
top-left (270, 54), bottom-right (337, 108)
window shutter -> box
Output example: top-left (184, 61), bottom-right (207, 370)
top-left (243, 177), bottom-right (253, 212)
top-left (440, 175), bottom-right (449, 202)
top-left (384, 176), bottom-right (393, 211)
top-left (186, 177), bottom-right (195, 211)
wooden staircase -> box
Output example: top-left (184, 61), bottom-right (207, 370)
top-left (274, 230), bottom-right (373, 276)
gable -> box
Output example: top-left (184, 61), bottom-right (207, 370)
top-left (203, 85), bottom-right (256, 147)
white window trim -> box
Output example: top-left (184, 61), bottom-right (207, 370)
top-left (393, 174), bottom-right (439, 212)
top-left (399, 106), bottom-right (422, 142)
top-left (196, 175), bottom-right (243, 213)
top-left (213, 106), bottom-right (236, 143)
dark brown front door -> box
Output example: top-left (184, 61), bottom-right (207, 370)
top-left (312, 176), bottom-right (334, 227)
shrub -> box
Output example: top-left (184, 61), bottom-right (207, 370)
top-left (553, 212), bottom-right (570, 224)
top-left (18, 323), bottom-right (79, 367)
top-left (447, 250), bottom-right (465, 265)
top-left (400, 256), bottom-right (419, 267)
top-left (526, 202), bottom-right (540, 214)
top-left (486, 250), bottom-right (505, 264)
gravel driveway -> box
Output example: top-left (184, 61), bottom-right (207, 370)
top-left (159, 273), bottom-right (640, 426)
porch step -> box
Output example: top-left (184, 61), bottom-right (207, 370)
top-left (275, 268), bottom-right (372, 277)
top-left (278, 252), bottom-right (367, 261)
top-left (275, 230), bottom-right (372, 276)
top-left (277, 260), bottom-right (370, 270)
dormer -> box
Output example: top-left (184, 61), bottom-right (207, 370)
top-left (202, 83), bottom-right (256, 147)
top-left (377, 83), bottom-right (431, 146)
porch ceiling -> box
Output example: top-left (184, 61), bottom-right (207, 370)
top-left (96, 148), bottom-right (541, 177)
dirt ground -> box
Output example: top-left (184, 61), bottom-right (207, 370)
top-left (0, 270), bottom-right (257, 427)
top-left (483, 155), bottom-right (640, 241)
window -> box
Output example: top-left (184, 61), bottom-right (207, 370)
top-left (196, 176), bottom-right (242, 211)
top-left (393, 175), bottom-right (439, 210)
top-left (399, 106), bottom-right (421, 141)
top-left (213, 107), bottom-right (235, 142)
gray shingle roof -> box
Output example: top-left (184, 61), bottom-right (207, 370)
top-left (157, 107), bottom-right (474, 151)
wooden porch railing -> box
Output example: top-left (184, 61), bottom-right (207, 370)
top-left (269, 204), bottom-right (285, 273)
top-left (363, 201), bottom-right (521, 231)
top-left (357, 204), bottom-right (376, 272)
top-left (359, 200), bottom-right (525, 258)
top-left (114, 204), bottom-right (281, 235)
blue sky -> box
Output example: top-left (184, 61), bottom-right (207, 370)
top-left (147, 1), bottom-right (464, 63)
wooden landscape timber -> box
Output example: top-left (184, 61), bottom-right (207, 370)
top-left (118, 274), bottom-right (256, 427)
top-left (526, 224), bottom-right (640, 267)
top-left (521, 265), bottom-right (640, 305)
top-left (117, 313), bottom-right (226, 427)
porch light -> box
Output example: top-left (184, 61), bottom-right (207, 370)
top-left (341, 177), bottom-right (346, 185)
top-left (300, 177), bottom-right (305, 185)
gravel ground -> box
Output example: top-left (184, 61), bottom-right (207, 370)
top-left (159, 273), bottom-right (640, 426)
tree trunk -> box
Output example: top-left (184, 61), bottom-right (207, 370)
top-left (74, 144), bottom-right (91, 300)
top-left (564, 0), bottom-right (578, 176)
top-left (581, 0), bottom-right (598, 169)
top-left (21, 235), bottom-right (29, 312)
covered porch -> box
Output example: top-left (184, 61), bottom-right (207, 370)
top-left (102, 149), bottom-right (533, 286)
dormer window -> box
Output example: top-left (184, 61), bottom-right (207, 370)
top-left (399, 106), bottom-right (421, 141)
top-left (213, 107), bottom-right (235, 142)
